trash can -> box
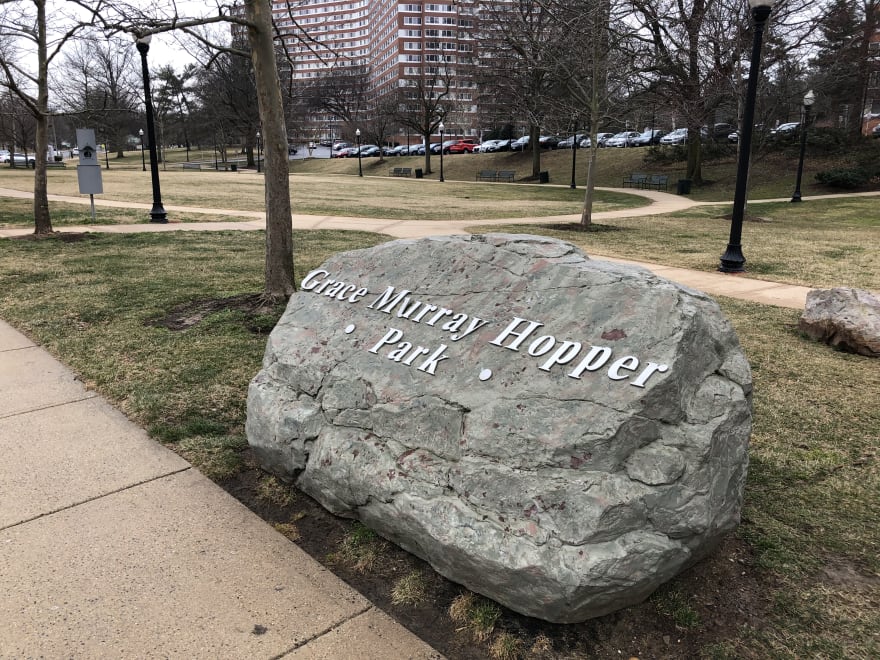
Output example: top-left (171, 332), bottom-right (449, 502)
top-left (230, 163), bottom-right (237, 172)
top-left (415, 168), bottom-right (424, 179)
top-left (539, 171), bottom-right (549, 184)
top-left (676, 178), bottom-right (691, 195)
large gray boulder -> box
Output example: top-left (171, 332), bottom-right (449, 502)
top-left (247, 234), bottom-right (752, 623)
top-left (799, 287), bottom-right (880, 358)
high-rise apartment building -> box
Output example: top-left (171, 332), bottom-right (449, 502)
top-left (272, 0), bottom-right (482, 138)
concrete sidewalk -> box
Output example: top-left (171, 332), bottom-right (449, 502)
top-left (0, 321), bottom-right (441, 659)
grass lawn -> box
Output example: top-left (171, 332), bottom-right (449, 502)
top-left (468, 196), bottom-right (880, 291)
top-left (0, 197), bottom-right (257, 228)
top-left (0, 165), bottom-right (646, 222)
top-left (0, 228), bottom-right (877, 658)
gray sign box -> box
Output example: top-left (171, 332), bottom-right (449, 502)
top-left (77, 165), bottom-right (103, 194)
top-left (75, 128), bottom-right (103, 195)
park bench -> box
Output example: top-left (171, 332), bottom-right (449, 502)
top-left (622, 172), bottom-right (648, 188)
top-left (45, 162), bottom-right (67, 169)
top-left (644, 174), bottom-right (669, 191)
top-left (476, 169), bottom-right (497, 182)
top-left (497, 170), bottom-right (516, 183)
top-left (389, 166), bottom-right (412, 177)
top-left (181, 162), bottom-right (201, 171)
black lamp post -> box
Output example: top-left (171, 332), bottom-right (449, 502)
top-left (570, 115), bottom-right (578, 189)
top-left (791, 89), bottom-right (815, 203)
top-left (438, 121), bottom-right (445, 182)
top-left (256, 130), bottom-right (262, 173)
top-left (355, 128), bottom-right (363, 177)
top-left (135, 34), bottom-right (167, 223)
top-left (139, 129), bottom-right (145, 171)
top-left (719, 0), bottom-right (775, 273)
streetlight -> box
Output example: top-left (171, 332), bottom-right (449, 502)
top-left (256, 130), bottom-right (262, 173)
top-left (438, 121), bottom-right (445, 182)
top-left (355, 128), bottom-right (363, 177)
top-left (134, 34), bottom-right (167, 223)
top-left (791, 89), bottom-right (815, 203)
top-left (570, 115), bottom-right (578, 189)
top-left (719, 0), bottom-right (775, 273)
top-left (139, 129), bottom-right (145, 171)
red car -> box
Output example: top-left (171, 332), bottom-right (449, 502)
top-left (446, 139), bottom-right (477, 154)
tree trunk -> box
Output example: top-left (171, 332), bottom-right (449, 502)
top-left (530, 123), bottom-right (541, 177)
top-left (686, 128), bottom-right (702, 184)
top-left (246, 0), bottom-right (295, 298)
top-left (33, 0), bottom-right (53, 235)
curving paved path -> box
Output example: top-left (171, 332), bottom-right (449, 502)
top-left (6, 184), bottom-right (876, 309)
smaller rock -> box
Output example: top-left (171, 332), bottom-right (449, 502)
top-left (799, 288), bottom-right (880, 358)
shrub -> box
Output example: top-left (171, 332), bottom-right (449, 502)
top-left (814, 167), bottom-right (870, 189)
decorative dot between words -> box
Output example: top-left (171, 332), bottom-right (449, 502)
top-left (344, 324), bottom-right (356, 334)
top-left (479, 368), bottom-right (493, 381)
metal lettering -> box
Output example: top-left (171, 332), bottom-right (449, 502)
top-left (349, 287), bottom-right (369, 303)
top-left (424, 307), bottom-right (453, 326)
top-left (527, 335), bottom-right (556, 357)
top-left (368, 286), bottom-right (412, 313)
top-left (567, 346), bottom-right (613, 379)
top-left (417, 344), bottom-right (449, 375)
top-left (608, 355), bottom-right (639, 380)
top-left (387, 341), bottom-right (414, 362)
top-left (300, 269), bottom-right (329, 291)
top-left (489, 317), bottom-right (544, 351)
top-left (631, 362), bottom-right (669, 388)
top-left (368, 327), bottom-right (404, 354)
top-left (450, 317), bottom-right (489, 341)
top-left (538, 341), bottom-right (582, 372)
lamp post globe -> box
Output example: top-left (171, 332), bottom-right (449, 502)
top-left (138, 129), bottom-right (145, 172)
top-left (719, 0), bottom-right (775, 272)
top-left (355, 128), bottom-right (363, 177)
top-left (438, 121), bottom-right (445, 182)
top-left (791, 89), bottom-right (815, 203)
top-left (134, 34), bottom-right (167, 223)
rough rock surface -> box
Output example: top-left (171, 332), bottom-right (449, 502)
top-left (798, 287), bottom-right (880, 358)
top-left (247, 234), bottom-right (752, 623)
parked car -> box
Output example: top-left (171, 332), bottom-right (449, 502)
top-left (538, 135), bottom-right (559, 149)
top-left (5, 153), bottom-right (36, 166)
top-left (706, 123), bottom-right (734, 141)
top-left (509, 136), bottom-right (529, 151)
top-left (556, 134), bottom-right (586, 149)
top-left (319, 139), bottom-right (334, 147)
top-left (357, 145), bottom-right (381, 157)
top-left (771, 122), bottom-right (800, 137)
top-left (481, 138), bottom-right (511, 152)
top-left (436, 139), bottom-right (457, 154)
top-left (334, 146), bottom-right (357, 158)
top-left (728, 131), bottom-right (740, 144)
top-left (873, 124), bottom-right (880, 138)
top-left (330, 142), bottom-right (352, 157)
top-left (0, 149), bottom-right (9, 162)
top-left (287, 144), bottom-right (298, 155)
top-left (447, 139), bottom-right (477, 154)
top-left (605, 131), bottom-right (641, 147)
top-left (659, 127), bottom-right (689, 145)
top-left (579, 132), bottom-right (614, 148)
top-left (630, 129), bottom-right (667, 146)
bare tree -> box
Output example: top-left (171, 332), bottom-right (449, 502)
top-left (391, 66), bottom-right (455, 175)
top-left (0, 0), bottom-right (84, 234)
top-left (76, 0), bottom-right (299, 299)
top-left (479, 0), bottom-right (563, 177)
top-left (52, 36), bottom-right (140, 158)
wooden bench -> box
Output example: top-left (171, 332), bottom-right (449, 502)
top-left (644, 174), bottom-right (669, 191)
top-left (46, 162), bottom-right (67, 169)
top-left (476, 169), bottom-right (497, 181)
top-left (497, 170), bottom-right (515, 182)
top-left (622, 172), bottom-right (648, 188)
top-left (389, 167), bottom-right (412, 177)
top-left (181, 162), bottom-right (201, 171)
